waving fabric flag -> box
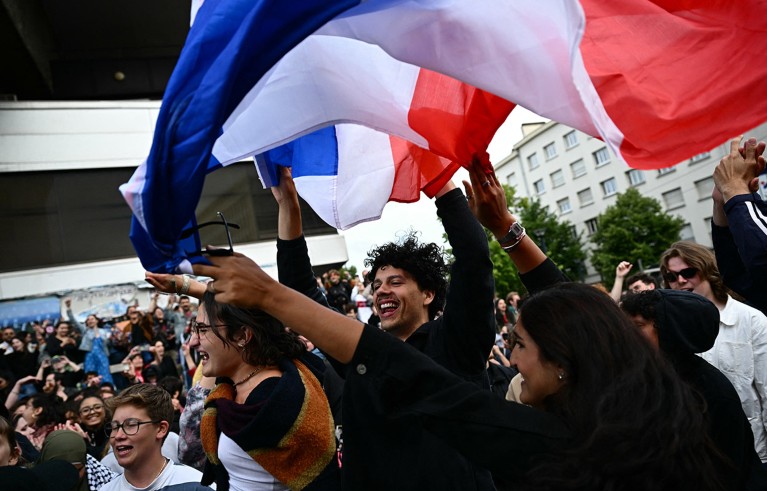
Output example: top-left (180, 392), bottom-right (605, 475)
top-left (211, 34), bottom-right (513, 228)
top-left (119, 0), bottom-right (361, 273)
top-left (319, 0), bottom-right (767, 170)
top-left (123, 0), bottom-right (767, 273)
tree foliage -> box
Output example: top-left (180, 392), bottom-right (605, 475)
top-left (516, 197), bottom-right (587, 282)
top-left (590, 188), bottom-right (684, 284)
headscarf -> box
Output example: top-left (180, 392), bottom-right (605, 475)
top-left (39, 429), bottom-right (89, 491)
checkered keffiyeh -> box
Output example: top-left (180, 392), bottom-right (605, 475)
top-left (87, 453), bottom-right (119, 490)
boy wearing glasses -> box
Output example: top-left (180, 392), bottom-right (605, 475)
top-left (100, 384), bottom-right (208, 491)
top-left (660, 240), bottom-right (767, 464)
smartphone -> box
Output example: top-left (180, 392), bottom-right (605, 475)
top-left (109, 363), bottom-right (132, 374)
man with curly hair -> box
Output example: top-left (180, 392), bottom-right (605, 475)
top-left (272, 163), bottom-right (496, 490)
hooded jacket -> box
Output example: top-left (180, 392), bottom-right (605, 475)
top-left (653, 290), bottom-right (767, 490)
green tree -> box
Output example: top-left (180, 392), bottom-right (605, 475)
top-left (590, 188), bottom-right (684, 284)
top-left (516, 197), bottom-right (587, 282)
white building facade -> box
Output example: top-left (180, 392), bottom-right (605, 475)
top-left (494, 120), bottom-right (767, 283)
top-left (0, 101), bottom-right (348, 308)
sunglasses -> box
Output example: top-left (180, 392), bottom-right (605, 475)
top-left (662, 267), bottom-right (698, 284)
top-left (180, 211), bottom-right (240, 257)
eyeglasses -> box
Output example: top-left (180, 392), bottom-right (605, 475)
top-left (662, 267), bottom-right (698, 284)
top-left (190, 321), bottom-right (228, 337)
top-left (181, 211), bottom-right (240, 257)
top-left (79, 404), bottom-right (104, 415)
top-left (104, 418), bottom-right (162, 436)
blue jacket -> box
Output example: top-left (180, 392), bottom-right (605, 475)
top-left (712, 192), bottom-right (767, 315)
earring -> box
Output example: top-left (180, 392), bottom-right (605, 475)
top-left (557, 372), bottom-right (565, 381)
top-left (238, 343), bottom-right (245, 348)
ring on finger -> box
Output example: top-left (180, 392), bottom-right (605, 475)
top-left (482, 180), bottom-right (491, 187)
top-left (207, 282), bottom-right (216, 294)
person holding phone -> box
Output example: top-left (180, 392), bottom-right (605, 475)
top-left (66, 300), bottom-right (114, 386)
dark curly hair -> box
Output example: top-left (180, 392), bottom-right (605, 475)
top-left (202, 291), bottom-right (305, 366)
top-left (518, 283), bottom-right (726, 490)
top-left (365, 232), bottom-right (448, 320)
top-left (619, 289), bottom-right (660, 321)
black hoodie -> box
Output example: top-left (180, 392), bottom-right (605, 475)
top-left (653, 290), bottom-right (767, 490)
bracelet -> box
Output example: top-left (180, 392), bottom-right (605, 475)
top-left (500, 230), bottom-right (527, 251)
top-left (179, 276), bottom-right (191, 295)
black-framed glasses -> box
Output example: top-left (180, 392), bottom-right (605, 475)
top-left (190, 321), bottom-right (229, 337)
top-left (181, 211), bottom-right (240, 257)
top-left (79, 404), bottom-right (104, 415)
top-left (105, 418), bottom-right (162, 436)
top-left (662, 267), bottom-right (698, 284)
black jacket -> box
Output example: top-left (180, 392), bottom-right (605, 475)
top-left (278, 188), bottom-right (498, 490)
top-left (653, 290), bottom-right (767, 490)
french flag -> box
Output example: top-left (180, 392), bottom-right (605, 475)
top-left (122, 0), bottom-right (767, 273)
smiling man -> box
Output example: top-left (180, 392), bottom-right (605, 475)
top-left (101, 384), bottom-right (207, 491)
top-left (661, 240), bottom-right (767, 463)
top-left (272, 165), bottom-right (496, 490)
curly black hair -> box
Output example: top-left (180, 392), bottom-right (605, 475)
top-left (619, 289), bottom-right (661, 321)
top-left (365, 232), bottom-right (448, 320)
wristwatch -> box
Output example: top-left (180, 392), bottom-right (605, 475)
top-left (498, 222), bottom-right (526, 251)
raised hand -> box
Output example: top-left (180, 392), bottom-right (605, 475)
top-left (714, 136), bottom-right (766, 202)
top-left (462, 155), bottom-right (515, 238)
top-left (615, 261), bottom-right (633, 279)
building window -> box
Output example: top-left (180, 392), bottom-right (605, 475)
top-left (695, 176), bottom-right (714, 200)
top-left (570, 159), bottom-right (586, 179)
top-left (593, 147), bottom-right (610, 167)
top-left (568, 224), bottom-right (578, 239)
top-left (550, 169), bottom-right (565, 188)
top-left (506, 172), bottom-right (517, 189)
top-left (689, 152), bottom-right (710, 164)
top-left (704, 217), bottom-right (713, 241)
top-left (527, 153), bottom-right (540, 170)
top-left (658, 167), bottom-right (675, 176)
top-left (626, 169), bottom-right (645, 187)
top-left (557, 197), bottom-right (572, 214)
top-left (564, 131), bottom-right (578, 149)
top-left (544, 142), bottom-right (557, 160)
top-left (663, 187), bottom-right (685, 209)
top-left (680, 223), bottom-right (695, 241)
top-left (585, 218), bottom-right (599, 236)
top-left (534, 179), bottom-right (546, 195)
top-left (578, 187), bottom-right (594, 207)
top-left (601, 177), bottom-right (617, 196)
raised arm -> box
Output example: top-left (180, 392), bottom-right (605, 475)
top-left (145, 273), bottom-right (207, 299)
top-left (272, 166), bottom-right (332, 308)
top-left (462, 158), bottom-right (567, 293)
top-left (65, 299), bottom-right (85, 334)
top-left (609, 261), bottom-right (633, 302)
top-left (433, 175), bottom-right (495, 376)
top-left (194, 254), bottom-right (362, 363)
top-left (712, 137), bottom-right (767, 313)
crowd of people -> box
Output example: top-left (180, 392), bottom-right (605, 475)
top-left (0, 136), bottom-right (765, 490)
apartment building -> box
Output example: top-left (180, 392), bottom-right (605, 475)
top-left (494, 120), bottom-right (767, 283)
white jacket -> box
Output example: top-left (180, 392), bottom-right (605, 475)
top-left (700, 295), bottom-right (767, 462)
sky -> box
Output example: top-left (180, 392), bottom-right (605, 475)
top-left (339, 106), bottom-right (547, 272)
